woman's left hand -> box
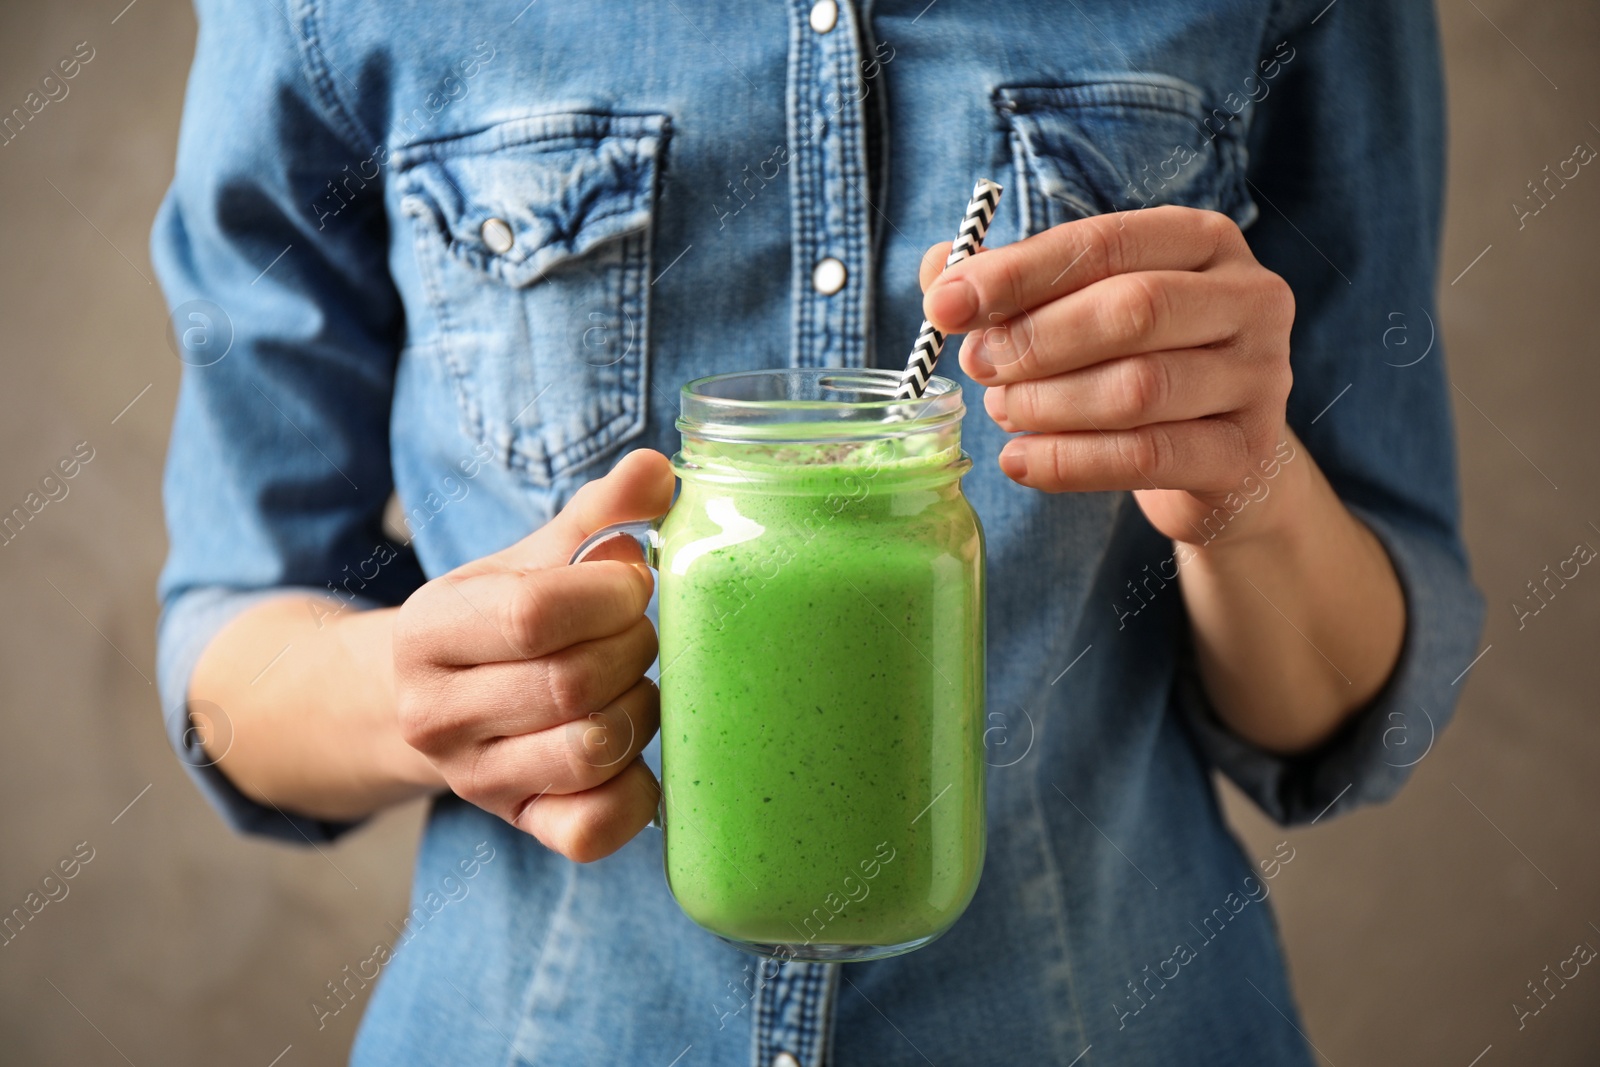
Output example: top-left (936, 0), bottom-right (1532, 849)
top-left (920, 204), bottom-right (1297, 546)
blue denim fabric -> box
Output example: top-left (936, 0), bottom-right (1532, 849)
top-left (151, 0), bottom-right (1484, 1062)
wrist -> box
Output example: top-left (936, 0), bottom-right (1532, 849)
top-left (330, 606), bottom-right (448, 793)
top-left (387, 735), bottom-right (448, 792)
top-left (1180, 426), bottom-right (1318, 566)
top-left (1171, 423), bottom-right (1406, 749)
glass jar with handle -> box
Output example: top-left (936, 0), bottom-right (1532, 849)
top-left (572, 368), bottom-right (985, 962)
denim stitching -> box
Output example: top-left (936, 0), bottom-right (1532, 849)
top-left (397, 116), bottom-right (663, 485)
top-left (294, 0), bottom-right (378, 153)
top-left (996, 81), bottom-right (1254, 225)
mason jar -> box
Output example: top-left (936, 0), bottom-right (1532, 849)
top-left (574, 367), bottom-right (985, 961)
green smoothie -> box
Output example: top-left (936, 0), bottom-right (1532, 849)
top-left (657, 441), bottom-right (985, 953)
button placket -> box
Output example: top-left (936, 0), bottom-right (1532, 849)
top-left (753, 6), bottom-right (866, 1055)
top-left (751, 957), bottom-right (840, 1067)
top-left (786, 0), bottom-right (873, 370)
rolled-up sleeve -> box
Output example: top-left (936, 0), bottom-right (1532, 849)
top-left (1177, 0), bottom-right (1487, 825)
top-left (150, 0), bottom-right (424, 841)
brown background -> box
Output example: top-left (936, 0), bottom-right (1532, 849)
top-left (0, 1), bottom-right (1595, 1063)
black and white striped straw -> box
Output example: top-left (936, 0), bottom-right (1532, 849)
top-left (895, 178), bottom-right (1004, 401)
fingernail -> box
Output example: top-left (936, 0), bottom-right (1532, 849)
top-left (929, 278), bottom-right (978, 329)
top-left (962, 332), bottom-right (997, 382)
top-left (983, 387), bottom-right (1007, 425)
top-left (999, 447), bottom-right (1027, 480)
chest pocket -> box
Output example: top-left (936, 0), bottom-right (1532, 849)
top-left (995, 78), bottom-right (1258, 237)
top-left (396, 112), bottom-right (668, 487)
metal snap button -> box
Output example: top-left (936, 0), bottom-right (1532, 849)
top-left (480, 217), bottom-right (515, 254)
top-left (773, 1054), bottom-right (802, 1067)
top-left (809, 0), bottom-right (838, 33)
top-left (812, 256), bottom-right (847, 295)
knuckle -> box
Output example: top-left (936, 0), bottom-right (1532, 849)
top-left (394, 689), bottom-right (436, 749)
top-left (556, 803), bottom-right (614, 864)
top-left (542, 654), bottom-right (597, 718)
top-left (391, 587), bottom-right (437, 667)
top-left (1244, 313), bottom-right (1293, 411)
top-left (1223, 419), bottom-right (1258, 483)
top-left (995, 251), bottom-right (1029, 316)
top-left (1128, 425), bottom-right (1176, 481)
top-left (1267, 271), bottom-right (1296, 328)
top-left (558, 725), bottom-right (604, 790)
top-left (568, 706), bottom-right (632, 776)
top-left (1047, 438), bottom-right (1077, 488)
top-left (501, 578), bottom-right (551, 658)
top-left (563, 834), bottom-right (607, 865)
top-left (1267, 360), bottom-right (1294, 409)
top-left (395, 680), bottom-right (458, 755)
top-left (1117, 274), bottom-right (1164, 343)
top-left (1202, 209), bottom-right (1241, 258)
top-left (1120, 356), bottom-right (1171, 418)
top-left (1085, 215), bottom-right (1126, 279)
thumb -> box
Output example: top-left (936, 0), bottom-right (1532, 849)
top-left (471, 449), bottom-right (675, 574)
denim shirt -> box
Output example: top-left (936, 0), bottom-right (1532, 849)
top-left (152, 0), bottom-right (1484, 1063)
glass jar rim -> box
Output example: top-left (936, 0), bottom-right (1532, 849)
top-left (676, 368), bottom-right (963, 444)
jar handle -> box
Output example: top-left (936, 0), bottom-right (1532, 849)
top-left (569, 518), bottom-right (663, 568)
top-left (569, 517), bottom-right (666, 830)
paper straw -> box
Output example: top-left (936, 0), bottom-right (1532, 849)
top-left (895, 179), bottom-right (1003, 401)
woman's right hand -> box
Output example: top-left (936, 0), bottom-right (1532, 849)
top-left (393, 449), bottom-right (676, 862)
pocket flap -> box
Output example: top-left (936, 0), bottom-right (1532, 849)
top-left (397, 112), bottom-right (668, 288)
top-left (996, 78), bottom-right (1257, 228)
